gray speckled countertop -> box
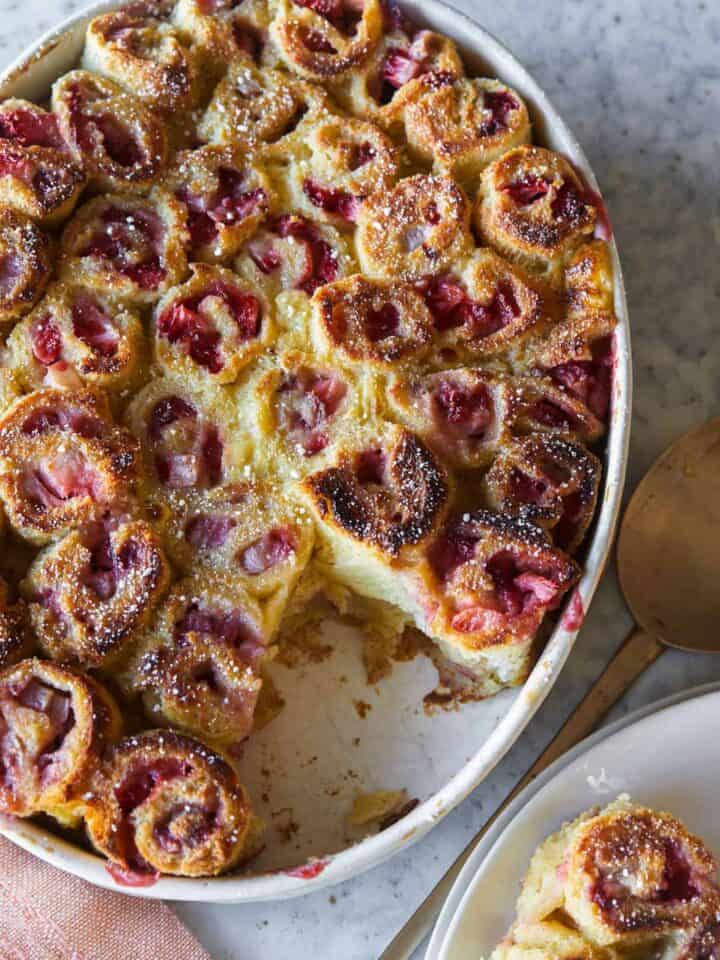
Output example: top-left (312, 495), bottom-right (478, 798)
top-left (2, 0), bottom-right (720, 957)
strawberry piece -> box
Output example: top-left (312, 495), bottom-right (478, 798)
top-left (303, 179), bottom-right (362, 222)
top-left (185, 514), bottom-right (236, 548)
top-left (478, 90), bottom-right (518, 137)
top-left (239, 526), bottom-right (296, 574)
top-left (503, 175), bottom-right (550, 206)
top-left (364, 302), bottom-right (399, 342)
top-left (72, 295), bottom-right (119, 358)
top-left (31, 315), bottom-right (63, 366)
top-left (432, 379), bottom-right (492, 437)
top-left (0, 109), bottom-right (64, 149)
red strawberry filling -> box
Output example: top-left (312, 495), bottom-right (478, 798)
top-left (486, 550), bottom-right (562, 615)
top-left (239, 526), bottom-right (296, 574)
top-left (158, 281), bottom-right (260, 373)
top-left (250, 216), bottom-right (338, 295)
top-left (0, 108), bottom-right (65, 149)
top-left (421, 274), bottom-right (520, 337)
top-left (551, 181), bottom-right (588, 224)
top-left (72, 295), bottom-right (120, 358)
top-left (478, 90), bottom-right (518, 137)
top-left (116, 757), bottom-right (189, 814)
top-left (427, 525), bottom-right (478, 582)
top-left (278, 367), bottom-right (347, 455)
top-left (549, 336), bottom-right (613, 420)
top-left (177, 169), bottom-right (266, 252)
top-left (593, 839), bottom-right (700, 914)
top-left (153, 803), bottom-right (218, 854)
top-left (525, 396), bottom-right (582, 432)
top-left (175, 602), bottom-right (261, 661)
top-left (23, 452), bottom-right (102, 510)
top-left (503, 175), bottom-right (551, 206)
top-left (303, 179), bottom-right (362, 222)
top-left (293, 0), bottom-right (363, 35)
top-left (362, 302), bottom-right (398, 341)
top-left (430, 378), bottom-right (493, 439)
top-left (67, 87), bottom-right (145, 169)
top-left (356, 447), bottom-right (386, 485)
top-left (509, 468), bottom-right (548, 507)
top-left (0, 143), bottom-right (37, 185)
top-left (79, 524), bottom-right (148, 601)
top-left (383, 48), bottom-right (423, 91)
top-left (113, 756), bottom-right (192, 872)
top-left (300, 27), bottom-right (337, 53)
top-left (81, 206), bottom-right (166, 291)
top-left (20, 405), bottom-right (103, 439)
top-left (429, 521), bottom-right (564, 632)
top-left (185, 514), bottom-right (236, 549)
top-left (2, 678), bottom-right (75, 785)
top-left (31, 315), bottom-right (63, 366)
top-left (0, 251), bottom-right (23, 299)
top-left (150, 396), bottom-right (224, 488)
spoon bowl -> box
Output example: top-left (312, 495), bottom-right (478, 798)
top-left (618, 417), bottom-right (720, 654)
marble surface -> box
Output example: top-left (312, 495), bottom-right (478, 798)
top-left (2, 0), bottom-right (720, 956)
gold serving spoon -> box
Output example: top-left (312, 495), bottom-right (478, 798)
top-left (380, 416), bottom-right (720, 960)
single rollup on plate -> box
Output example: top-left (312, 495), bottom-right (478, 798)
top-left (489, 797), bottom-right (720, 959)
top-left (0, 0), bottom-right (630, 898)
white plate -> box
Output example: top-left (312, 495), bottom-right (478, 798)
top-left (0, 0), bottom-right (631, 901)
top-left (428, 683), bottom-right (720, 959)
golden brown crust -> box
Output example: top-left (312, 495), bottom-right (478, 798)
top-left (508, 375), bottom-right (606, 445)
top-left (475, 145), bottom-right (597, 284)
top-left (85, 728), bottom-right (256, 877)
top-left (416, 248), bottom-right (556, 362)
top-left (83, 3), bottom-right (204, 113)
top-left (167, 145), bottom-right (274, 264)
top-left (566, 803), bottom-right (720, 944)
top-left (23, 517), bottom-right (171, 668)
top-left (424, 508), bottom-right (580, 651)
top-left (388, 366), bottom-right (512, 469)
top-left (401, 75), bottom-right (531, 188)
top-left (125, 377), bottom-right (236, 491)
top-left (484, 433), bottom-right (602, 553)
top-left (312, 274), bottom-right (432, 366)
top-left (0, 579), bottom-right (32, 670)
top-left (268, 0), bottom-right (383, 80)
top-left (7, 282), bottom-right (145, 395)
top-left (172, 0), bottom-right (270, 72)
top-left (277, 113), bottom-right (398, 228)
top-left (0, 209), bottom-right (52, 325)
top-left (152, 264), bottom-right (270, 385)
top-left (0, 99), bottom-right (85, 226)
top-left (198, 60), bottom-right (321, 150)
top-left (154, 480), bottom-right (314, 586)
top-left (489, 921), bottom-right (614, 960)
top-left (252, 352), bottom-right (354, 467)
top-left (59, 191), bottom-right (189, 307)
top-left (0, 389), bottom-right (141, 545)
top-left (0, 657), bottom-right (121, 820)
top-left (124, 570), bottom-right (267, 747)
top-left (304, 425), bottom-right (449, 557)
top-left (235, 213), bottom-right (353, 298)
top-left (344, 26), bottom-right (464, 122)
top-left (52, 71), bottom-right (168, 195)
top-left (356, 173), bottom-right (471, 281)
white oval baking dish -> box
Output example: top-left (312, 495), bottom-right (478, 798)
top-left (0, 0), bottom-right (631, 901)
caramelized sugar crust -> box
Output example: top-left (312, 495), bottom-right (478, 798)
top-left (490, 798), bottom-right (720, 959)
top-left (0, 0), bottom-right (620, 877)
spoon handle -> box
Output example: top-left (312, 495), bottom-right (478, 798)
top-left (379, 627), bottom-right (664, 960)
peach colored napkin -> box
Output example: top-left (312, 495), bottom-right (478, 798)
top-left (0, 836), bottom-right (211, 960)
